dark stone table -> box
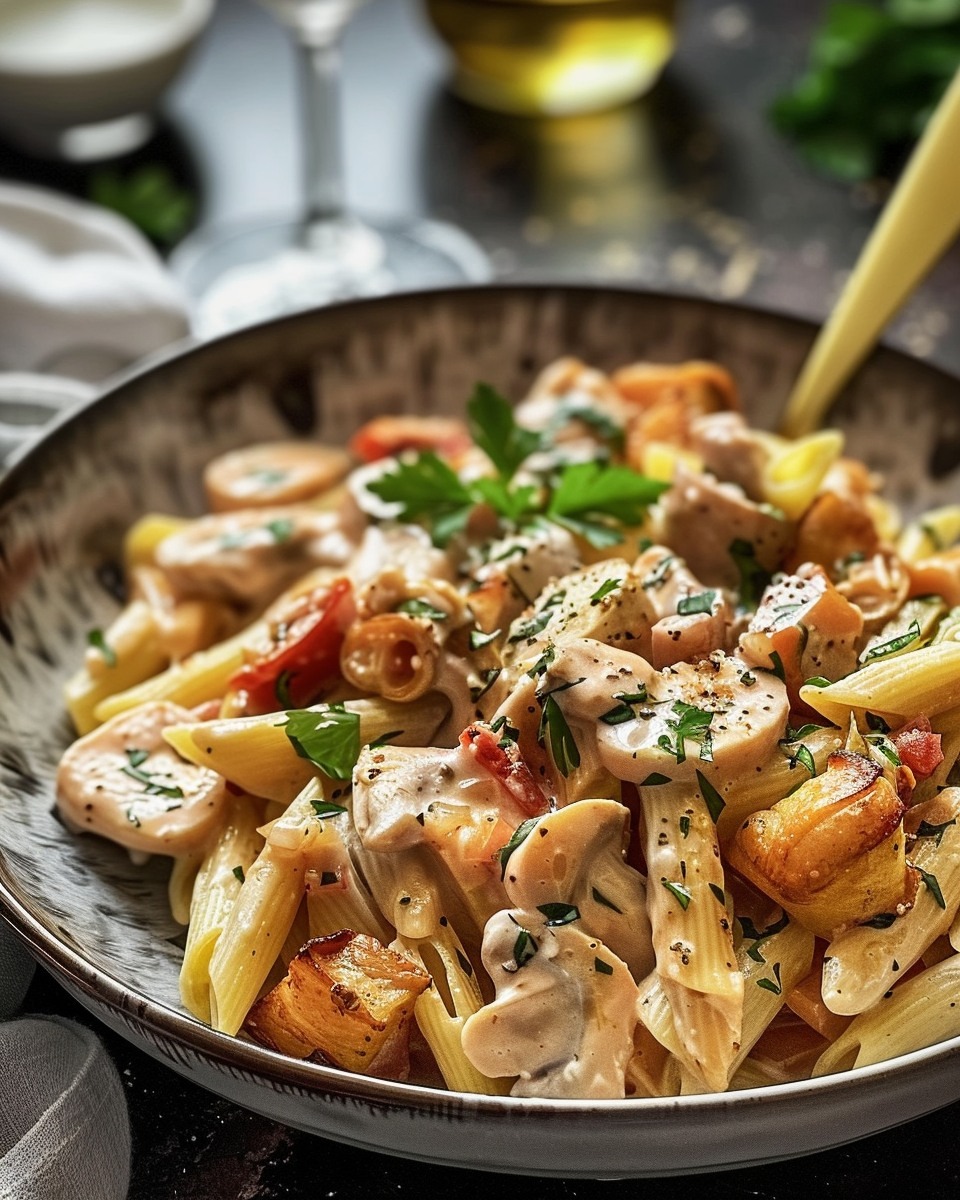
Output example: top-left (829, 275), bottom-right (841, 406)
top-left (9, 0), bottom-right (960, 1193)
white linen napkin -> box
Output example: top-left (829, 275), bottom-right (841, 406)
top-left (0, 922), bottom-right (131, 1200)
top-left (0, 181), bottom-right (190, 382)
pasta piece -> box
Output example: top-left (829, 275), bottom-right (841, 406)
top-left (340, 613), bottom-right (443, 702)
top-left (180, 793), bottom-right (264, 1024)
top-left (168, 848), bottom-right (204, 927)
top-left (208, 780), bottom-right (355, 1034)
top-left (65, 600), bottom-right (169, 735)
top-left (822, 788), bottom-right (960, 1015)
top-left (164, 694), bottom-right (449, 804)
top-left (800, 642), bottom-right (960, 726)
top-left (395, 923), bottom-right (508, 1095)
top-left (897, 504), bottom-right (960, 563)
top-left (759, 430), bottom-right (843, 521)
top-left (814, 954), bottom-right (960, 1077)
top-left (639, 780), bottom-right (742, 1092)
top-left (94, 626), bottom-right (252, 724)
top-left (124, 512), bottom-right (189, 569)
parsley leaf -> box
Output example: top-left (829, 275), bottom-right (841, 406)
top-left (860, 619), bottom-right (922, 664)
top-left (590, 578), bottom-right (623, 605)
top-left (87, 627), bottom-right (117, 668)
top-left (283, 706), bottom-right (360, 780)
top-left (677, 590), bottom-right (717, 616)
top-left (499, 816), bottom-right (541, 879)
top-left (537, 902), bottom-right (580, 926)
top-left (547, 462), bottom-right (668, 548)
top-left (396, 598), bottom-right (448, 621)
top-left (661, 879), bottom-right (692, 910)
top-left (539, 693), bottom-right (581, 777)
top-left (365, 451), bottom-right (474, 546)
top-left (658, 701), bottom-right (714, 765)
top-left (468, 382), bottom-right (543, 481)
top-left (729, 538), bottom-right (771, 610)
top-left (696, 769), bottom-right (726, 823)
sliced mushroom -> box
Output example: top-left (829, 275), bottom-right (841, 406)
top-left (460, 908), bottom-right (638, 1098)
top-left (501, 800), bottom-right (654, 981)
top-left (56, 701), bottom-right (227, 856)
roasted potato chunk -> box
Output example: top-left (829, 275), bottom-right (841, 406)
top-left (727, 751), bottom-right (910, 938)
top-left (244, 931), bottom-right (430, 1078)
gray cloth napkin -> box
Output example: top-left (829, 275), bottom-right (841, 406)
top-left (0, 922), bottom-right (131, 1199)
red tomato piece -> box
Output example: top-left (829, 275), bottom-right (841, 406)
top-left (348, 415), bottom-right (471, 463)
top-left (230, 578), bottom-right (355, 715)
top-left (460, 724), bottom-right (549, 819)
top-left (892, 716), bottom-right (943, 781)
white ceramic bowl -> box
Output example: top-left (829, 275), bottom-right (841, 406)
top-left (0, 0), bottom-right (215, 158)
top-left (2, 287), bottom-right (960, 1177)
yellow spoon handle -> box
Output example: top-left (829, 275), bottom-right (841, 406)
top-left (781, 68), bottom-right (960, 438)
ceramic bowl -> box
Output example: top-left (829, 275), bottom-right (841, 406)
top-left (2, 286), bottom-right (960, 1178)
top-left (0, 0), bottom-right (214, 158)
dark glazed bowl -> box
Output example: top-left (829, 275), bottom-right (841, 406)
top-left (2, 286), bottom-right (959, 1178)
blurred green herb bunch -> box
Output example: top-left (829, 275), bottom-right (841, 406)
top-left (773, 0), bottom-right (960, 181)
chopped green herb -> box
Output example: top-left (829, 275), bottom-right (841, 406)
top-left (537, 902), bottom-right (580, 926)
top-left (366, 730), bottom-right (403, 750)
top-left (594, 957), bottom-right (614, 976)
top-left (469, 628), bottom-right (500, 651)
top-left (498, 817), bottom-right (541, 879)
top-left (509, 608), bottom-right (554, 643)
top-left (249, 467), bottom-right (288, 487)
top-left (396, 598), bottom-right (448, 621)
top-left (591, 887), bottom-right (623, 913)
top-left (804, 676), bottom-right (831, 688)
top-left (266, 518), bottom-right (295, 543)
top-left (738, 912), bottom-right (790, 963)
top-left (783, 724), bottom-right (823, 743)
top-left (275, 670), bottom-right (295, 709)
top-left (640, 772), bottom-right (672, 786)
top-left (310, 799), bottom-right (348, 819)
top-left (765, 651), bottom-right (786, 683)
top-left (590, 578), bottom-right (623, 605)
top-left (120, 761), bottom-right (184, 800)
top-left (709, 883), bottom-right (726, 905)
top-left (599, 701), bottom-right (635, 726)
top-left (661, 879), bottom-right (692, 910)
top-left (861, 619), bottom-right (921, 664)
top-left (677, 590), bottom-right (717, 616)
top-left (642, 555), bottom-right (676, 590)
top-left (757, 962), bottom-right (783, 995)
top-left (863, 912), bottom-right (898, 929)
top-left (866, 733), bottom-right (901, 767)
top-left (740, 670), bottom-right (757, 687)
top-left (658, 702), bottom-right (714, 765)
top-left (539, 692), bottom-right (581, 777)
top-left (552, 399), bottom-right (625, 450)
top-left (526, 643), bottom-right (557, 680)
top-left (125, 748), bottom-right (149, 769)
top-left (232, 865), bottom-right (246, 885)
top-left (729, 538), bottom-right (771, 610)
top-left (915, 817), bottom-right (957, 847)
top-left (86, 627), bottom-right (117, 668)
top-left (919, 867), bottom-right (947, 909)
top-left (696, 769), bottom-right (726, 823)
top-left (470, 668), bottom-right (502, 704)
top-left (283, 706), bottom-right (360, 780)
top-left (866, 712), bottom-right (891, 733)
top-left (512, 928), bottom-right (538, 969)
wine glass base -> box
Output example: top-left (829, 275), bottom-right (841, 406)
top-left (170, 214), bottom-right (490, 338)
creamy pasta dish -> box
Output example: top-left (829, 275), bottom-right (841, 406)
top-left (57, 357), bottom-right (960, 1098)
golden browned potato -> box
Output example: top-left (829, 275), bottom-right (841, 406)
top-left (727, 751), bottom-right (910, 938)
top-left (244, 931), bottom-right (430, 1079)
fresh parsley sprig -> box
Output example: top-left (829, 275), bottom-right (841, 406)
top-left (365, 383), bottom-right (667, 549)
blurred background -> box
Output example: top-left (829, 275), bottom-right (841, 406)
top-left (1, 0), bottom-right (957, 365)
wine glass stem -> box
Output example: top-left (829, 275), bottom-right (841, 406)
top-left (297, 35), bottom-right (347, 226)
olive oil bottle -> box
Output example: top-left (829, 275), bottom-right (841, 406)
top-left (424, 0), bottom-right (678, 116)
